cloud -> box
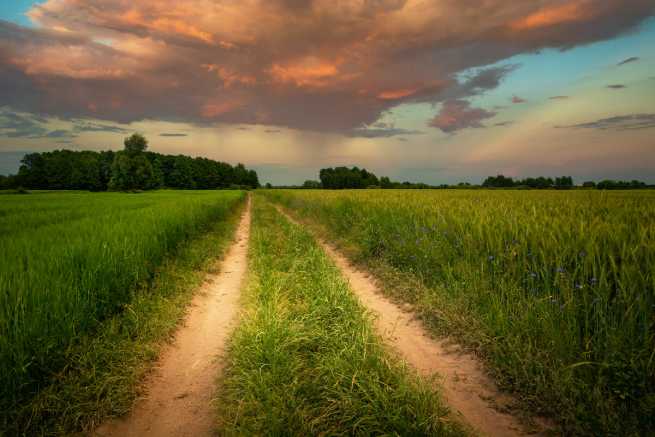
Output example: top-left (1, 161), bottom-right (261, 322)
top-left (429, 100), bottom-right (496, 133)
top-left (159, 132), bottom-right (188, 137)
top-left (556, 113), bottom-right (655, 130)
top-left (348, 126), bottom-right (424, 138)
top-left (511, 95), bottom-right (527, 104)
top-left (0, 108), bottom-right (130, 139)
top-left (549, 95), bottom-right (570, 100)
top-left (45, 129), bottom-right (74, 138)
top-left (494, 121), bottom-right (513, 127)
top-left (264, 129), bottom-right (281, 133)
top-left (617, 56), bottom-right (639, 66)
top-left (72, 121), bottom-right (128, 133)
top-left (0, 110), bottom-right (49, 138)
top-left (607, 84), bottom-right (626, 89)
top-left (0, 0), bottom-right (652, 133)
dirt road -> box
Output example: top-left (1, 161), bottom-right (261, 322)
top-left (95, 198), bottom-right (251, 437)
top-left (276, 205), bottom-right (545, 437)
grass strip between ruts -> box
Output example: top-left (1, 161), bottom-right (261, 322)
top-left (216, 198), bottom-right (463, 436)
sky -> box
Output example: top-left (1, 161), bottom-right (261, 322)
top-left (0, 1), bottom-right (654, 185)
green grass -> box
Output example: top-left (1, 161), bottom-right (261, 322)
top-left (262, 189), bottom-right (655, 436)
top-left (0, 190), bottom-right (245, 435)
top-left (216, 198), bottom-right (463, 436)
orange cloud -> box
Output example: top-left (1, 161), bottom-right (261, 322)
top-left (377, 88), bottom-right (419, 100)
top-left (510, 2), bottom-right (591, 31)
top-left (203, 64), bottom-right (257, 88)
top-left (120, 8), bottom-right (214, 44)
top-left (201, 100), bottom-right (243, 119)
top-left (1, 0), bottom-right (652, 133)
top-left (269, 57), bottom-right (340, 88)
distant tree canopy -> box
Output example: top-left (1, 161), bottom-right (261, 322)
top-left (597, 179), bottom-right (648, 190)
top-left (302, 180), bottom-right (322, 189)
top-left (482, 175), bottom-right (574, 189)
top-left (319, 166), bottom-right (379, 189)
top-left (12, 134), bottom-right (259, 191)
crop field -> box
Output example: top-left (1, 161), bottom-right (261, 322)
top-left (262, 189), bottom-right (655, 435)
top-left (2, 188), bottom-right (653, 436)
top-left (0, 190), bottom-right (245, 433)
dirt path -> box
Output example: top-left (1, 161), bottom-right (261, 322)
top-left (276, 205), bottom-right (545, 437)
top-left (95, 197), bottom-right (251, 437)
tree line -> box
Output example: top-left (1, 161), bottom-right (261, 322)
top-left (290, 167), bottom-right (651, 190)
top-left (482, 175), bottom-right (574, 189)
top-left (0, 134), bottom-right (259, 191)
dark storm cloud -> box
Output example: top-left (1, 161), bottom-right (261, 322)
top-left (556, 113), bottom-right (655, 130)
top-left (617, 56), bottom-right (639, 66)
top-left (607, 84), bottom-right (626, 89)
top-left (45, 129), bottom-right (74, 138)
top-left (0, 0), bottom-right (653, 133)
top-left (348, 126), bottom-right (424, 138)
top-left (72, 121), bottom-right (129, 133)
top-left (0, 110), bottom-right (48, 138)
top-left (511, 95), bottom-right (527, 104)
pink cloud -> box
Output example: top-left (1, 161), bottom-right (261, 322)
top-left (0, 0), bottom-right (652, 134)
top-left (429, 100), bottom-right (496, 133)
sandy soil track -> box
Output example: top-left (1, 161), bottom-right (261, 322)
top-left (94, 197), bottom-right (251, 437)
top-left (276, 205), bottom-right (547, 437)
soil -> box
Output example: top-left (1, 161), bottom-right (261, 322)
top-left (94, 198), bottom-right (251, 437)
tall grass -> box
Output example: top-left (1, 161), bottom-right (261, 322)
top-left (0, 190), bottom-right (245, 426)
top-left (263, 189), bottom-right (655, 435)
top-left (216, 198), bottom-right (462, 436)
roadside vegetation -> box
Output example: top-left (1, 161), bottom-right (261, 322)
top-left (0, 190), bottom-right (245, 435)
top-left (216, 198), bottom-right (463, 436)
top-left (263, 189), bottom-right (655, 435)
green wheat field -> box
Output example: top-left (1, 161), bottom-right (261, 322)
top-left (1, 189), bottom-right (653, 435)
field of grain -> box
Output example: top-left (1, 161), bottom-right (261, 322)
top-left (3, 188), bottom-right (653, 436)
top-left (262, 189), bottom-right (655, 435)
top-left (0, 190), bottom-right (245, 431)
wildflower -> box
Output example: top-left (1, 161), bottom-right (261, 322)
top-left (579, 250), bottom-right (587, 258)
top-left (574, 283), bottom-right (583, 290)
top-left (528, 272), bottom-right (538, 278)
top-left (488, 255), bottom-right (495, 261)
top-left (556, 266), bottom-right (565, 274)
top-left (589, 277), bottom-right (597, 285)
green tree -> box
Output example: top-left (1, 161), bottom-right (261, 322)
top-left (123, 133), bottom-right (148, 155)
top-left (108, 134), bottom-right (159, 191)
